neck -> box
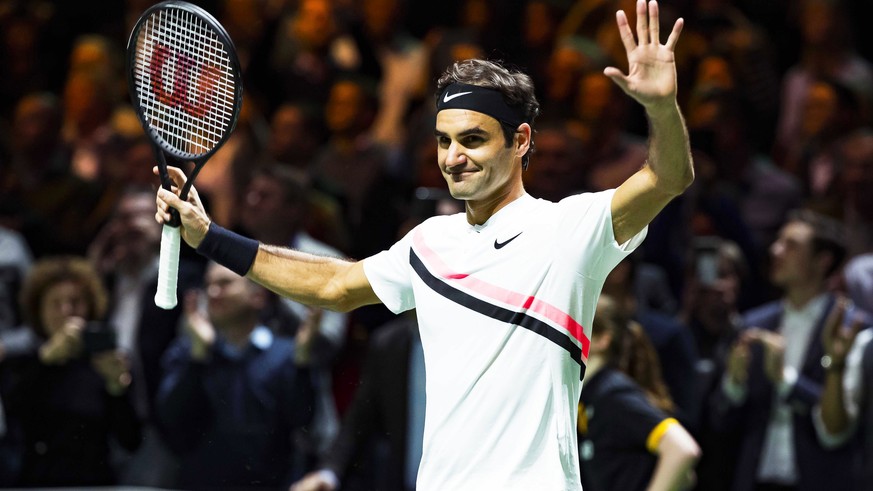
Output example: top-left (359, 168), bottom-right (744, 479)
top-left (784, 283), bottom-right (825, 309)
top-left (218, 322), bottom-right (256, 349)
top-left (585, 354), bottom-right (607, 379)
top-left (465, 180), bottom-right (526, 226)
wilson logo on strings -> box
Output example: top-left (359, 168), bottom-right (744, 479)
top-left (149, 43), bottom-right (220, 118)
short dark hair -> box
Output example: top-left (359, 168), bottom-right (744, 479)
top-left (787, 208), bottom-right (848, 278)
top-left (435, 59), bottom-right (541, 170)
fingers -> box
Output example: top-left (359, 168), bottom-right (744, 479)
top-left (665, 17), bottom-right (684, 51)
top-left (152, 165), bottom-right (188, 188)
top-left (635, 0), bottom-right (648, 45)
top-left (648, 0), bottom-right (659, 45)
top-left (615, 10), bottom-right (636, 54)
top-left (618, 1), bottom-right (681, 51)
top-left (823, 297), bottom-right (848, 339)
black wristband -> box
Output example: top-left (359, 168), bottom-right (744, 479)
top-left (195, 223), bottom-right (259, 276)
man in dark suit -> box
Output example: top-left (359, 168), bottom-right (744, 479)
top-left (87, 185), bottom-right (205, 486)
top-left (709, 209), bottom-right (859, 491)
top-left (290, 311), bottom-right (424, 491)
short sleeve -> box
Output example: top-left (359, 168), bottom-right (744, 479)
top-left (362, 228), bottom-right (416, 314)
top-left (556, 189), bottom-right (647, 279)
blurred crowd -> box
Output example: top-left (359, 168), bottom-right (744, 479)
top-left (1, 0), bottom-right (872, 490)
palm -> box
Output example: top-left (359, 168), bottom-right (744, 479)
top-left (605, 0), bottom-right (682, 109)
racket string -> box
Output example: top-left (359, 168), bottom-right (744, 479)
top-left (132, 5), bottom-right (239, 158)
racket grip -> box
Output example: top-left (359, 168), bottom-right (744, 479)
top-left (155, 224), bottom-right (182, 309)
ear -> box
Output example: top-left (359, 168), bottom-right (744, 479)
top-left (515, 122), bottom-right (532, 158)
top-left (815, 250), bottom-right (835, 280)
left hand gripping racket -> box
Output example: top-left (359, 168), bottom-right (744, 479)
top-left (126, 1), bottom-right (243, 309)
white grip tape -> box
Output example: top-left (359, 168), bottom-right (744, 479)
top-left (155, 224), bottom-right (181, 309)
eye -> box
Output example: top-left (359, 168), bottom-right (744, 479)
top-left (437, 136), bottom-right (451, 148)
top-left (462, 135), bottom-right (485, 147)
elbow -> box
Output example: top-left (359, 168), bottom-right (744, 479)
top-left (670, 163), bottom-right (695, 197)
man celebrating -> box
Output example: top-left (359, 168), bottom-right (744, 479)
top-left (155, 1), bottom-right (692, 489)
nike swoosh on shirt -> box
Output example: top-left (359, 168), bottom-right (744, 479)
top-left (443, 91), bottom-right (473, 102)
top-left (494, 232), bottom-right (523, 249)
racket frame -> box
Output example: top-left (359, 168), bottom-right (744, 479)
top-left (126, 0), bottom-right (243, 205)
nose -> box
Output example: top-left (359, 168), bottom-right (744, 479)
top-left (769, 240), bottom-right (783, 258)
top-left (444, 141), bottom-right (467, 168)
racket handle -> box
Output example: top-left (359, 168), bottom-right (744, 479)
top-left (155, 224), bottom-right (182, 309)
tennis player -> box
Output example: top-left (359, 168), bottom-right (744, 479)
top-left (155, 1), bottom-right (692, 489)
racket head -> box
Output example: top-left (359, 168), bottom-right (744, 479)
top-left (126, 1), bottom-right (243, 163)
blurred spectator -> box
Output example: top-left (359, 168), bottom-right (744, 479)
top-left (601, 254), bottom-right (699, 429)
top-left (0, 225), bottom-right (33, 332)
top-left (311, 74), bottom-right (408, 259)
top-left (567, 69), bottom-right (648, 192)
top-left (773, 0), bottom-right (873, 171)
top-left (709, 209), bottom-right (855, 491)
top-left (266, 0), bottom-right (353, 110)
top-left (678, 236), bottom-right (747, 491)
top-left (843, 253), bottom-right (873, 314)
top-left (578, 293), bottom-right (700, 491)
top-left (0, 0), bottom-right (65, 117)
top-left (815, 297), bottom-right (871, 491)
top-left (291, 311), bottom-right (424, 491)
top-left (87, 184), bottom-right (203, 487)
top-left (524, 121), bottom-right (588, 202)
top-left (343, 0), bottom-right (428, 153)
top-left (62, 67), bottom-right (120, 183)
top-left (1, 91), bottom-right (102, 257)
top-left (0, 256), bottom-right (141, 486)
top-left (538, 36), bottom-right (608, 123)
top-left (195, 94), bottom-right (269, 227)
top-left (155, 261), bottom-right (315, 490)
top-left (685, 85), bottom-right (803, 267)
top-left (514, 0), bottom-right (570, 103)
top-left (775, 77), bottom-right (863, 212)
top-left (234, 164), bottom-right (350, 467)
top-left (267, 100), bottom-right (329, 172)
top-left (834, 128), bottom-right (873, 256)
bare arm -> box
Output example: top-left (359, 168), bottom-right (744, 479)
top-left (251, 244), bottom-right (379, 312)
top-left (154, 166), bottom-right (380, 312)
top-left (819, 299), bottom-right (865, 434)
top-left (647, 422), bottom-right (701, 491)
top-left (608, 0), bottom-right (694, 245)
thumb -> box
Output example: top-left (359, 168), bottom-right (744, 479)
top-left (603, 67), bottom-right (629, 92)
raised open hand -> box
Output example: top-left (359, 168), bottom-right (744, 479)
top-left (604, 0), bottom-right (683, 111)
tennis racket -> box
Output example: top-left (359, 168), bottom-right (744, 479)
top-left (126, 1), bottom-right (243, 309)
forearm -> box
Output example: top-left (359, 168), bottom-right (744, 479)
top-left (647, 424), bottom-right (701, 491)
top-left (250, 244), bottom-right (376, 312)
top-left (819, 369), bottom-right (851, 434)
top-left (645, 101), bottom-right (694, 196)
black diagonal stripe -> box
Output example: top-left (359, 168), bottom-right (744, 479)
top-left (410, 249), bottom-right (586, 380)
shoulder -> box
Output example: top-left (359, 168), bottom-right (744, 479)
top-left (741, 300), bottom-right (783, 328)
top-left (583, 368), bottom-right (640, 400)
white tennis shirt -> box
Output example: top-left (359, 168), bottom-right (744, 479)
top-left (363, 190), bottom-right (646, 491)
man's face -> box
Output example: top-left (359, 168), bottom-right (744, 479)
top-left (241, 176), bottom-right (288, 234)
top-left (204, 264), bottom-right (256, 328)
top-left (769, 221), bottom-right (819, 288)
top-left (435, 109), bottom-right (520, 202)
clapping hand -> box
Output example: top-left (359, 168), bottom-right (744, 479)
top-left (821, 297), bottom-right (865, 370)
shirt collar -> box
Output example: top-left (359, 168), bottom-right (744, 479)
top-left (782, 293), bottom-right (829, 318)
top-left (470, 193), bottom-right (534, 232)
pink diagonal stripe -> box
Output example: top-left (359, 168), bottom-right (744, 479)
top-left (413, 231), bottom-right (590, 359)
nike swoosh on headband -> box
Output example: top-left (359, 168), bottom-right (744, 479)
top-left (443, 91), bottom-right (473, 102)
